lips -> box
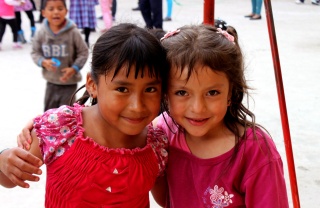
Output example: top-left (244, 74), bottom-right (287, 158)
top-left (186, 117), bottom-right (209, 126)
top-left (123, 117), bottom-right (146, 124)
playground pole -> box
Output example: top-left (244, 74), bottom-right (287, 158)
top-left (263, 0), bottom-right (300, 207)
top-left (203, 0), bottom-right (215, 25)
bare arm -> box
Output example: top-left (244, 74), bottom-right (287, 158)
top-left (151, 174), bottom-right (168, 207)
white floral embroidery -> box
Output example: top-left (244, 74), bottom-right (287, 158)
top-left (209, 185), bottom-right (224, 202)
top-left (203, 185), bottom-right (234, 207)
top-left (61, 138), bottom-right (67, 144)
top-left (221, 191), bottom-right (234, 204)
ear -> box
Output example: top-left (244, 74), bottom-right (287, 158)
top-left (41, 10), bottom-right (46, 18)
top-left (85, 73), bottom-right (98, 98)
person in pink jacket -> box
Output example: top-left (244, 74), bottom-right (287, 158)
top-left (99, 0), bottom-right (113, 32)
top-left (0, 0), bottom-right (25, 50)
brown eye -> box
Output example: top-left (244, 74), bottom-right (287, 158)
top-left (175, 90), bottom-right (188, 96)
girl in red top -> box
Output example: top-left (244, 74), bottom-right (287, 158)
top-left (0, 23), bottom-right (169, 207)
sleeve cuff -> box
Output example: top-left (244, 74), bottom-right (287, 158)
top-left (72, 65), bottom-right (80, 72)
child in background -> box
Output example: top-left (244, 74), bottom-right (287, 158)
top-left (14, 0), bottom-right (36, 43)
top-left (154, 24), bottom-right (289, 207)
top-left (0, 0), bottom-right (25, 50)
top-left (32, 0), bottom-right (88, 111)
top-left (69, 0), bottom-right (99, 46)
top-left (0, 23), bottom-right (169, 207)
top-left (99, 0), bottom-right (113, 32)
top-left (163, 0), bottom-right (172, 21)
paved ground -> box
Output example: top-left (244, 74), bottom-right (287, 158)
top-left (0, 0), bottom-right (319, 207)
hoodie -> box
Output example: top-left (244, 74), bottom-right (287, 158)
top-left (31, 18), bottom-right (89, 85)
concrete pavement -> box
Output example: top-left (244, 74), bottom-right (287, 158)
top-left (0, 0), bottom-right (319, 207)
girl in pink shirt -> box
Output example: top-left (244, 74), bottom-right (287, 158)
top-left (155, 24), bottom-right (289, 207)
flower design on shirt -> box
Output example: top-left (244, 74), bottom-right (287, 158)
top-left (221, 191), bottom-right (234, 204)
top-left (212, 198), bottom-right (229, 208)
top-left (68, 137), bottom-right (75, 146)
top-left (46, 136), bottom-right (56, 143)
top-left (48, 113), bottom-right (58, 123)
top-left (209, 185), bottom-right (224, 202)
top-left (56, 146), bottom-right (65, 156)
top-left (60, 126), bottom-right (70, 135)
top-left (49, 146), bottom-right (55, 153)
top-left (62, 107), bottom-right (73, 115)
top-left (61, 138), bottom-right (67, 144)
top-left (161, 148), bottom-right (168, 157)
top-left (203, 185), bottom-right (234, 207)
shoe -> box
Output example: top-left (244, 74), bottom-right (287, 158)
top-left (17, 30), bottom-right (27, 44)
top-left (132, 6), bottom-right (140, 11)
top-left (244, 14), bottom-right (254, 18)
top-left (250, 15), bottom-right (262, 20)
top-left (31, 26), bottom-right (36, 38)
top-left (163, 17), bottom-right (172, 21)
top-left (295, 0), bottom-right (304, 4)
top-left (13, 42), bottom-right (22, 49)
top-left (311, 0), bottom-right (319, 5)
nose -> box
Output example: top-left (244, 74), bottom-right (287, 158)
top-left (128, 93), bottom-right (146, 113)
top-left (190, 96), bottom-right (206, 113)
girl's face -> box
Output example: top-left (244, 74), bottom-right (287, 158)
top-left (88, 66), bottom-right (162, 137)
top-left (42, 1), bottom-right (67, 31)
top-left (167, 65), bottom-right (231, 138)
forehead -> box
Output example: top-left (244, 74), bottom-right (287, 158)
top-left (170, 65), bottom-right (228, 85)
top-left (45, 0), bottom-right (66, 8)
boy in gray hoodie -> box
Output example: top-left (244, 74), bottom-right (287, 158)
top-left (31, 0), bottom-right (88, 111)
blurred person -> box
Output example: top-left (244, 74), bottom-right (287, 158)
top-left (14, 0), bottom-right (36, 43)
top-left (0, 0), bottom-right (25, 50)
top-left (139, 0), bottom-right (163, 29)
top-left (244, 0), bottom-right (263, 20)
top-left (163, 0), bottom-right (172, 21)
top-left (99, 0), bottom-right (112, 32)
top-left (69, 0), bottom-right (99, 46)
top-left (32, 0), bottom-right (88, 111)
top-left (295, 0), bottom-right (319, 5)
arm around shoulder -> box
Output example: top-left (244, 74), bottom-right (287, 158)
top-left (0, 143), bottom-right (43, 189)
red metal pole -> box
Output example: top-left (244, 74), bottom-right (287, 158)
top-left (203, 0), bottom-right (215, 25)
top-left (263, 0), bottom-right (300, 207)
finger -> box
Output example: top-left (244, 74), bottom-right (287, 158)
top-left (9, 174), bottom-right (31, 188)
top-left (16, 150), bottom-right (43, 168)
top-left (11, 166), bottom-right (41, 182)
top-left (22, 128), bottom-right (32, 144)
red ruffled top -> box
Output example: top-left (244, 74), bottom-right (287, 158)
top-left (34, 104), bottom-right (168, 208)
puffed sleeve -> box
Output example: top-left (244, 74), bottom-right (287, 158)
top-left (33, 105), bottom-right (82, 165)
top-left (148, 126), bottom-right (169, 176)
